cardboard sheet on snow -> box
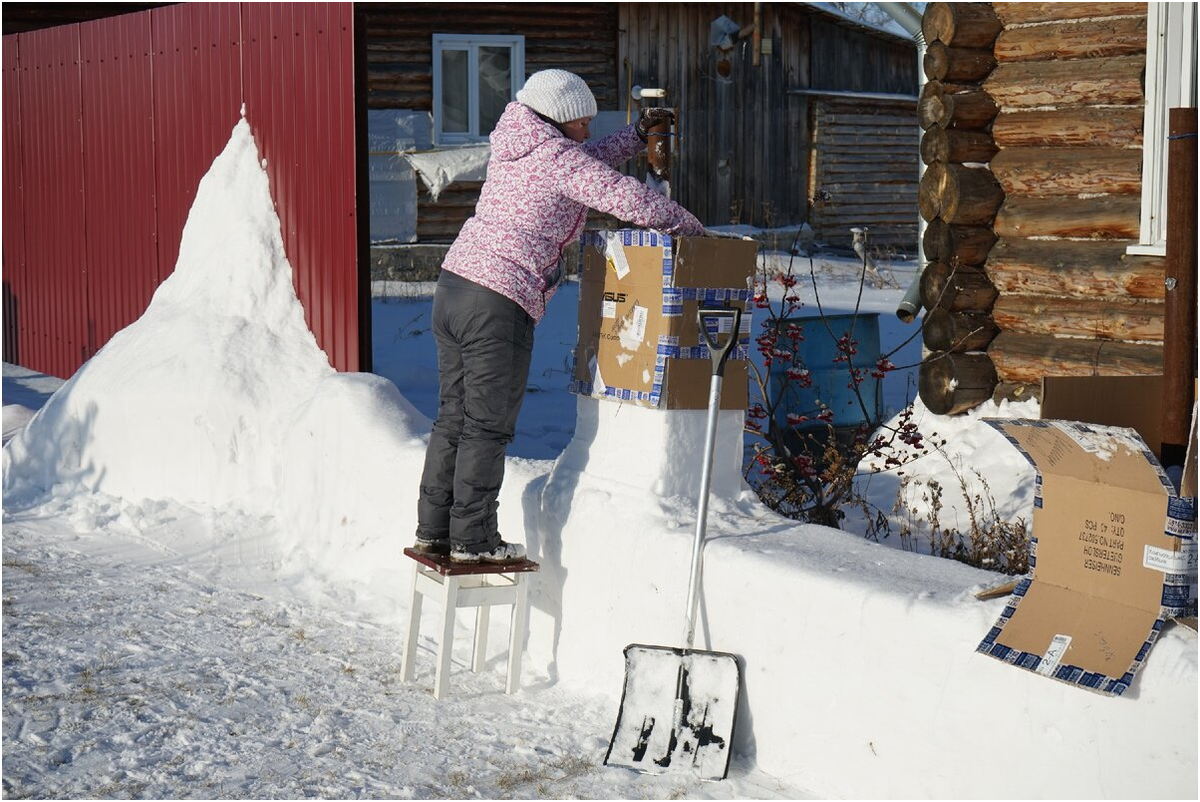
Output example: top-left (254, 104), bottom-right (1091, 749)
top-left (978, 419), bottom-right (1197, 696)
top-left (569, 230), bottom-right (757, 410)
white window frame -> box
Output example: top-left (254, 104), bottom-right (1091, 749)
top-left (432, 34), bottom-right (525, 146)
top-left (1128, 2), bottom-right (1197, 256)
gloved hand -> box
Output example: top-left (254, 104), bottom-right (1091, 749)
top-left (636, 107), bottom-right (675, 141)
top-left (667, 208), bottom-right (705, 237)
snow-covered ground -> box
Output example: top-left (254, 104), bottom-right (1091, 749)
top-left (4, 117), bottom-right (1195, 799)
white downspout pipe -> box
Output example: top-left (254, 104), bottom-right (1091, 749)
top-left (875, 2), bottom-right (928, 323)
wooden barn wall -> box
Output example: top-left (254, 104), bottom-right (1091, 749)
top-left (360, 3), bottom-right (618, 240)
top-left (807, 96), bottom-right (919, 250)
top-left (361, 3), bottom-right (916, 242)
top-left (362, 3), bottom-right (620, 110)
top-left (808, 16), bottom-right (917, 95)
top-left (984, 2), bottom-right (1163, 392)
top-left (618, 3), bottom-right (917, 237)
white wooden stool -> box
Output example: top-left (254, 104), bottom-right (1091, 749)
top-left (401, 547), bottom-right (539, 700)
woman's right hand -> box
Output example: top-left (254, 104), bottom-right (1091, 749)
top-left (667, 207), bottom-right (705, 237)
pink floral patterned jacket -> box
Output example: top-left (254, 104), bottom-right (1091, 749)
top-left (441, 101), bottom-right (704, 323)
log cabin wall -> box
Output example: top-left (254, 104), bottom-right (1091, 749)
top-left (916, 3), bottom-right (1003, 415)
top-left (917, 2), bottom-right (1165, 415)
top-left (985, 1), bottom-right (1163, 399)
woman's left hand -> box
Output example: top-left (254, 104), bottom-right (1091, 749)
top-left (636, 107), bottom-right (675, 140)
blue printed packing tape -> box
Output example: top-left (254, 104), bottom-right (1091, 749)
top-left (618, 229), bottom-right (673, 249)
top-left (569, 377), bottom-right (660, 407)
top-left (1167, 496), bottom-right (1198, 536)
top-left (1161, 578), bottom-right (1195, 618)
top-left (662, 288), bottom-right (684, 316)
top-left (688, 287), bottom-right (752, 302)
top-left (656, 337), bottom-right (750, 363)
top-left (662, 288), bottom-right (752, 316)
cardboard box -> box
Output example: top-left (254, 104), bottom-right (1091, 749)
top-left (1041, 375), bottom-right (1164, 455)
top-left (569, 230), bottom-right (757, 410)
top-left (978, 419), bottom-right (1197, 696)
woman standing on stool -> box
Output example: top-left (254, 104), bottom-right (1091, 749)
top-left (414, 69), bottom-right (704, 564)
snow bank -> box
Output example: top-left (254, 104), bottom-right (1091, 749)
top-left (4, 117), bottom-right (1194, 800)
top-left (532, 431), bottom-right (1197, 797)
top-left (3, 116), bottom-right (332, 512)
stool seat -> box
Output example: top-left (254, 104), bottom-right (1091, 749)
top-left (400, 547), bottom-right (539, 699)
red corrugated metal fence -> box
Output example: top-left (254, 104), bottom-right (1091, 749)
top-left (2, 2), bottom-right (363, 378)
top-left (2, 35), bottom-right (26, 366)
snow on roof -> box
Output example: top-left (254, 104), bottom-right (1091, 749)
top-left (801, 1), bottom-right (917, 43)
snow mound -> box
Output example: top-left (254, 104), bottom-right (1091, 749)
top-left (4, 118), bottom-right (376, 517)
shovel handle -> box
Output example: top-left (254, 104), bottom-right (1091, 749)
top-left (698, 306), bottom-right (743, 378)
top-left (684, 304), bottom-right (744, 651)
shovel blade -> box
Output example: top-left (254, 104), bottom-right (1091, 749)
top-left (604, 644), bottom-right (741, 780)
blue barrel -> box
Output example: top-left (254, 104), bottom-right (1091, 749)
top-left (769, 312), bottom-right (882, 430)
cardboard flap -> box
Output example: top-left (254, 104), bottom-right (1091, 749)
top-left (986, 580), bottom-right (1160, 686)
top-left (674, 237), bottom-right (758, 288)
top-left (993, 420), bottom-right (1169, 496)
top-left (1033, 473), bottom-right (1173, 611)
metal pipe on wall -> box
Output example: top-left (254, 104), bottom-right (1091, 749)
top-left (753, 2), bottom-right (762, 68)
top-left (875, 2), bottom-right (928, 323)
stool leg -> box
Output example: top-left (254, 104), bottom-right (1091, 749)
top-left (401, 563), bottom-right (423, 683)
top-left (434, 576), bottom-right (459, 701)
top-left (473, 605), bottom-right (490, 674)
top-left (506, 574), bottom-right (529, 695)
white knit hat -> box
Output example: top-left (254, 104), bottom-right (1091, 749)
top-left (516, 69), bottom-right (597, 124)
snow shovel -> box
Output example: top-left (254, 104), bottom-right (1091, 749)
top-left (605, 304), bottom-right (743, 781)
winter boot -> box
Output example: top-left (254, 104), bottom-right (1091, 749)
top-left (450, 539), bottom-right (526, 565)
top-left (413, 535), bottom-right (451, 556)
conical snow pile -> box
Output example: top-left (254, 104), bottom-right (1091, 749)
top-left (3, 118), bottom-right (333, 512)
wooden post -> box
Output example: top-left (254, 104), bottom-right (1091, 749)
top-left (1163, 107), bottom-right (1198, 467)
top-left (646, 118), bottom-right (672, 189)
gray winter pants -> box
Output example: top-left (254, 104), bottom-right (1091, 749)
top-left (416, 269), bottom-right (534, 553)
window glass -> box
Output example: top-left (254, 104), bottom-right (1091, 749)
top-left (478, 46), bottom-right (512, 135)
top-left (432, 35), bottom-right (524, 145)
top-left (441, 49), bottom-right (469, 134)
